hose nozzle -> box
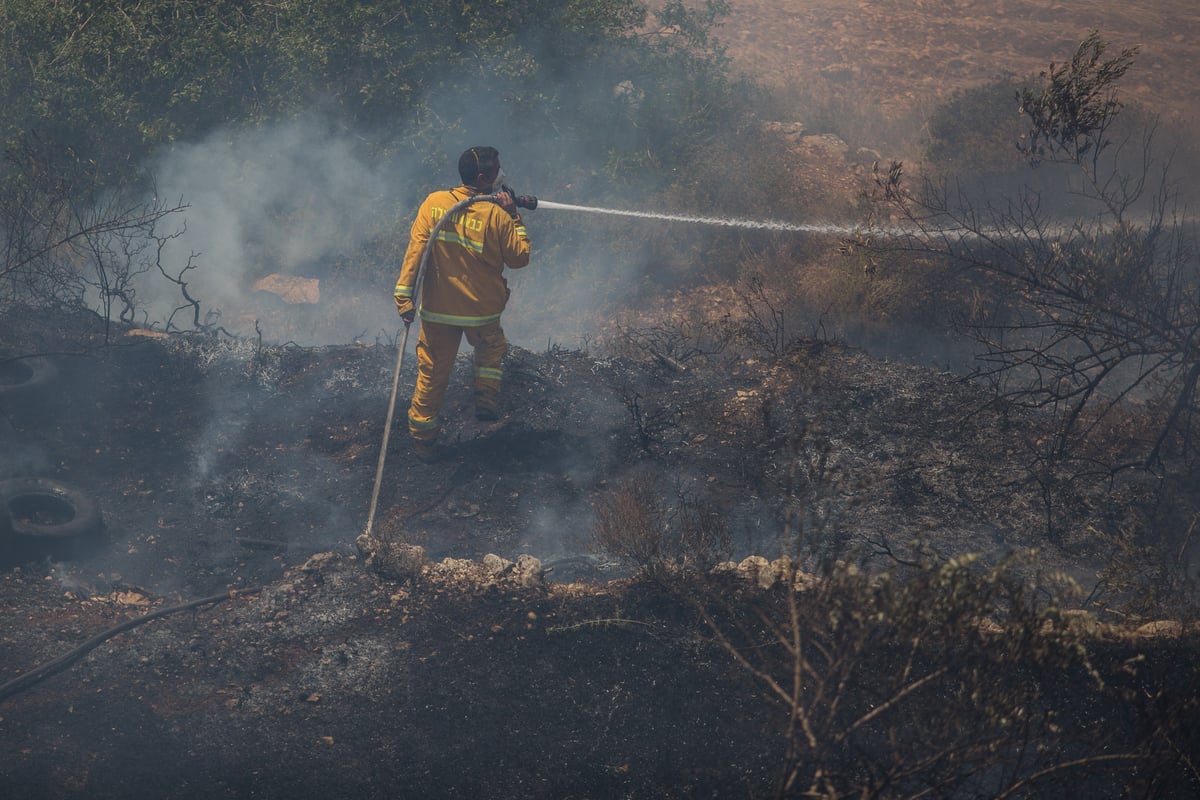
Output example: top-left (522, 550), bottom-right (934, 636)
top-left (501, 185), bottom-right (537, 211)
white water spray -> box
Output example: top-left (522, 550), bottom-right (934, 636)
top-left (533, 199), bottom-right (1117, 242)
top-left (534, 200), bottom-right (871, 235)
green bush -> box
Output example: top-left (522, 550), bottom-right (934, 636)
top-left (923, 77), bottom-right (1029, 179)
top-left (0, 0), bottom-right (739, 191)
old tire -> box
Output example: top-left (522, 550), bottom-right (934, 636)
top-left (0, 478), bottom-right (104, 562)
top-left (0, 354), bottom-right (59, 398)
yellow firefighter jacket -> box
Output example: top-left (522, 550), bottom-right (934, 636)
top-left (394, 186), bottom-right (531, 327)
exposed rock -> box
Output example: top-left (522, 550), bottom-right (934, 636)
top-left (511, 553), bottom-right (546, 587)
top-left (419, 553), bottom-right (546, 589)
top-left (482, 553), bottom-right (513, 575)
top-left (737, 555), bottom-right (773, 588)
top-left (252, 273), bottom-right (320, 304)
top-left (1134, 619), bottom-right (1184, 638)
top-left (431, 556), bottom-right (479, 582)
top-left (355, 533), bottom-right (428, 581)
top-left (300, 551), bottom-right (339, 573)
top-left (1, 6), bottom-right (1198, 794)
top-left (731, 555), bottom-right (818, 590)
top-left (762, 120), bottom-right (807, 142)
top-left (798, 132), bottom-right (850, 160)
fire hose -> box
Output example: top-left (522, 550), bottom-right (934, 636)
top-left (0, 587), bottom-right (261, 704)
top-left (362, 189), bottom-right (536, 540)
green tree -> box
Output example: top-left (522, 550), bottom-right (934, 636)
top-left (0, 0), bottom-right (740, 332)
top-left (0, 0), bottom-right (737, 189)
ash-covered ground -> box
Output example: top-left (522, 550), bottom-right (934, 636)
top-left (1, 307), bottom-right (1196, 798)
top-left (2, 305), bottom-right (1162, 593)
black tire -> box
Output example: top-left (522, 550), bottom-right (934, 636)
top-left (0, 354), bottom-right (59, 397)
top-left (0, 478), bottom-right (104, 562)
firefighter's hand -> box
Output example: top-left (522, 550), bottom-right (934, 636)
top-left (394, 296), bottom-right (415, 324)
top-left (493, 190), bottom-right (518, 217)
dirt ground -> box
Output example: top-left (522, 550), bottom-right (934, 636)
top-left (705, 0), bottom-right (1200, 126)
top-left (2, 300), bottom-right (1197, 797)
top-left (3, 3), bottom-right (1200, 797)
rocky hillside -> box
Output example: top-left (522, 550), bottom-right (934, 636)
top-left (705, 0), bottom-right (1200, 126)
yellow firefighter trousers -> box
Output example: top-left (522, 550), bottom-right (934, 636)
top-left (407, 320), bottom-right (506, 441)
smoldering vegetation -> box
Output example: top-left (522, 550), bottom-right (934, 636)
top-left (2, 3), bottom-right (1200, 798)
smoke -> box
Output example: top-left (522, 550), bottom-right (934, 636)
top-left (139, 118), bottom-right (418, 344)
top-left (131, 112), bottom-right (659, 351)
top-left (519, 500), bottom-right (596, 563)
top-left (0, 432), bottom-right (50, 480)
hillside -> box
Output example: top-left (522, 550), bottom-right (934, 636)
top-left (3, 2), bottom-right (1200, 796)
top-left (705, 0), bottom-right (1200, 127)
top-left (1, 301), bottom-right (1197, 797)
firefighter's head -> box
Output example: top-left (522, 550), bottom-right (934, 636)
top-left (459, 146), bottom-right (503, 191)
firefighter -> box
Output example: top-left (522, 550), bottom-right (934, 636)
top-left (393, 146), bottom-right (531, 461)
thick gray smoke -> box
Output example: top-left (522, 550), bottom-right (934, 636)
top-left (136, 116), bottom-right (640, 351)
top-left (141, 119), bottom-right (415, 344)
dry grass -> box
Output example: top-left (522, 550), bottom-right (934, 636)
top-left (698, 0), bottom-right (1200, 129)
top-left (591, 477), bottom-right (731, 574)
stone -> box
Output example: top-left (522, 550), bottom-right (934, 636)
top-left (511, 554), bottom-right (545, 588)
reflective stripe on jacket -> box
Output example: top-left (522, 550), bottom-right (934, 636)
top-left (394, 186), bottom-right (531, 326)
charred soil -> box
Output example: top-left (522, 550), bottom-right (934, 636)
top-left (4, 4), bottom-right (1200, 798)
top-left (1, 305), bottom-right (1198, 797)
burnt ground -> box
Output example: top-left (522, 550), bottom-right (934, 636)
top-left (3, 5), bottom-right (1200, 798)
top-left (1, 306), bottom-right (1199, 798)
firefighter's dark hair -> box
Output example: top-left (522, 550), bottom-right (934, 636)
top-left (458, 146), bottom-right (500, 184)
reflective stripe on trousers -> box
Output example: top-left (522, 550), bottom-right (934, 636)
top-left (407, 319), bottom-right (506, 441)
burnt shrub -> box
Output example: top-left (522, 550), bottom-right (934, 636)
top-left (690, 552), bottom-right (1200, 799)
top-left (591, 476), bottom-right (731, 576)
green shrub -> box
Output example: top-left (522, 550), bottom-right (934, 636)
top-left (923, 77), bottom-right (1029, 179)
